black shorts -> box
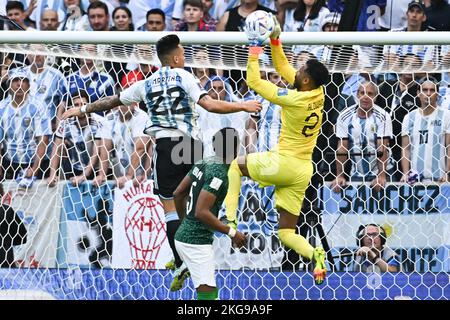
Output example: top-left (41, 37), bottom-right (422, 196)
top-left (153, 136), bottom-right (203, 199)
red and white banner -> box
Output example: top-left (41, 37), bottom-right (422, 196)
top-left (2, 180), bottom-right (61, 268)
top-left (112, 180), bottom-right (173, 269)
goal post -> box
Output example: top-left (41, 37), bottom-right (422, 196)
top-left (0, 31), bottom-right (449, 300)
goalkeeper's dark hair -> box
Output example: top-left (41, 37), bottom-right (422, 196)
top-left (212, 127), bottom-right (240, 163)
top-left (305, 59), bottom-right (329, 88)
top-left (156, 34), bottom-right (181, 64)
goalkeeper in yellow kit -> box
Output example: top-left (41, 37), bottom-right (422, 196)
top-left (224, 16), bottom-right (329, 284)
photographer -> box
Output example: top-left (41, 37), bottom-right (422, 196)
top-left (354, 224), bottom-right (400, 273)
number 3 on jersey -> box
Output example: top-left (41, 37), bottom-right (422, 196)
top-left (301, 112), bottom-right (320, 137)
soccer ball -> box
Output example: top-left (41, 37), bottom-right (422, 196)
top-left (245, 10), bottom-right (275, 44)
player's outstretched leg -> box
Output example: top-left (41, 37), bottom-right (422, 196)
top-left (278, 210), bottom-right (327, 285)
top-left (312, 247), bottom-right (327, 285)
top-left (165, 259), bottom-right (176, 270)
top-left (170, 261), bottom-right (190, 292)
top-left (224, 158), bottom-right (244, 226)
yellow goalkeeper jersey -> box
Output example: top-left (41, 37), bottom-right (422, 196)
top-left (247, 43), bottom-right (325, 161)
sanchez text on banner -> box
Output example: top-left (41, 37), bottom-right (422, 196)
top-left (319, 183), bottom-right (450, 272)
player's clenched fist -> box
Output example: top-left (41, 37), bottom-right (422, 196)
top-left (232, 231), bottom-right (247, 248)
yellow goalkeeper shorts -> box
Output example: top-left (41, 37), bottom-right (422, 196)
top-left (246, 151), bottom-right (313, 216)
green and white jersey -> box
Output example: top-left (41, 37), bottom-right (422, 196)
top-left (175, 157), bottom-right (229, 245)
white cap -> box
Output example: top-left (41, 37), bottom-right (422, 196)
top-left (320, 12), bottom-right (341, 31)
top-left (8, 68), bottom-right (29, 80)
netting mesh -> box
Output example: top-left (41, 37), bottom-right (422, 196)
top-left (0, 41), bottom-right (449, 300)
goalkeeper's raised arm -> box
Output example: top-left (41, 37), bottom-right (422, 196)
top-left (268, 16), bottom-right (297, 86)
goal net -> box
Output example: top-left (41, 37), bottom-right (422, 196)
top-left (0, 31), bottom-right (448, 300)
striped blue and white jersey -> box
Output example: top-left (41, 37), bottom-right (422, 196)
top-left (67, 69), bottom-right (115, 103)
top-left (20, 65), bottom-right (67, 121)
top-left (119, 66), bottom-right (207, 140)
top-left (401, 108), bottom-right (450, 180)
top-left (55, 113), bottom-right (105, 171)
top-left (336, 104), bottom-right (393, 179)
top-left (0, 96), bottom-right (52, 165)
top-left (253, 97), bottom-right (282, 152)
top-left (96, 108), bottom-right (149, 173)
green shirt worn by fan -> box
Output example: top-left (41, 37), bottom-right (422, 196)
top-left (175, 157), bottom-right (229, 245)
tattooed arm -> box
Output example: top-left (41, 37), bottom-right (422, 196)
top-left (61, 95), bottom-right (122, 120)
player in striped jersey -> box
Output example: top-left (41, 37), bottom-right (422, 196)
top-left (62, 34), bottom-right (261, 284)
top-left (0, 68), bottom-right (52, 184)
top-left (332, 81), bottom-right (393, 192)
top-left (401, 77), bottom-right (450, 182)
top-left (94, 103), bottom-right (152, 189)
top-left (47, 90), bottom-right (105, 187)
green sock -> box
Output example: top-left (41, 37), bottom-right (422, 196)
top-left (197, 288), bottom-right (218, 300)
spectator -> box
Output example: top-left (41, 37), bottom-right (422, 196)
top-left (120, 64), bottom-right (157, 88)
top-left (201, 0), bottom-right (218, 30)
top-left (128, 0), bottom-right (174, 32)
top-left (293, 12), bottom-right (341, 60)
top-left (401, 76), bottom-right (450, 182)
top-left (328, 0), bottom-right (387, 31)
top-left (5, 1), bottom-right (35, 30)
top-left (67, 44), bottom-right (115, 104)
top-left (197, 76), bottom-right (247, 157)
top-left (110, 6), bottom-right (134, 31)
top-left (87, 0), bottom-right (109, 31)
top-left (21, 49), bottom-right (68, 129)
top-left (47, 90), bottom-right (105, 187)
top-left (378, 0), bottom-right (411, 31)
top-left (40, 9), bottom-right (60, 30)
top-left (332, 81), bottom-right (393, 192)
top-left (145, 8), bottom-right (167, 31)
top-left (440, 45), bottom-right (450, 109)
top-left (172, 0), bottom-right (221, 27)
top-left (246, 72), bottom-right (284, 154)
top-left (108, 7), bottom-right (134, 86)
top-left (283, 0), bottom-right (329, 32)
top-left (216, 0), bottom-right (276, 31)
top-left (354, 224), bottom-right (400, 273)
top-left (425, 0), bottom-right (450, 31)
top-left (0, 183), bottom-right (27, 268)
top-left (59, 0), bottom-right (90, 31)
top-left (174, 0), bottom-right (215, 31)
top-left (94, 103), bottom-right (152, 188)
top-left (383, 1), bottom-right (436, 71)
top-left (378, 73), bottom-right (419, 181)
top-left (0, 68), bottom-right (51, 183)
top-left (191, 47), bottom-right (218, 88)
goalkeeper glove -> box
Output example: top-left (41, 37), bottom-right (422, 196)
top-left (270, 14), bottom-right (281, 40)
